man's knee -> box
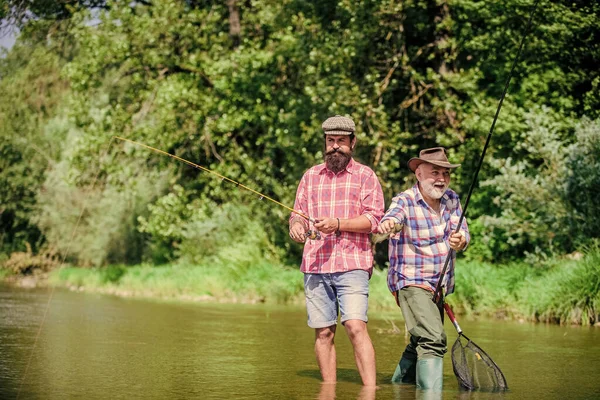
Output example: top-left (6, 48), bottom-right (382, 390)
top-left (343, 319), bottom-right (368, 340)
top-left (417, 331), bottom-right (447, 358)
top-left (315, 326), bottom-right (336, 344)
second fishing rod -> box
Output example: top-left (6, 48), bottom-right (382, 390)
top-left (433, 0), bottom-right (541, 304)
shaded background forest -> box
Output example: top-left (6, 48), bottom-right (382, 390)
top-left (1, 0), bottom-right (599, 272)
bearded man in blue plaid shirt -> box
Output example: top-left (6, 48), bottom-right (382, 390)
top-left (376, 147), bottom-right (470, 391)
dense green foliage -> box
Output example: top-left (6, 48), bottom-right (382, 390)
top-left (1, 0), bottom-right (599, 277)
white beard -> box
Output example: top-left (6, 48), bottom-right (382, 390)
top-left (421, 181), bottom-right (447, 199)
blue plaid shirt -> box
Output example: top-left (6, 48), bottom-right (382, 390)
top-left (382, 184), bottom-right (470, 295)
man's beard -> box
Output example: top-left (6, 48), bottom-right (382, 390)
top-left (325, 149), bottom-right (352, 173)
top-left (420, 180), bottom-right (447, 199)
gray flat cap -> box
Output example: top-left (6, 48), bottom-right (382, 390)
top-left (322, 115), bottom-right (355, 135)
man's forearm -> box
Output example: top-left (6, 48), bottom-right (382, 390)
top-left (339, 215), bottom-right (374, 233)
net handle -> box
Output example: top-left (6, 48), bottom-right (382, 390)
top-left (444, 303), bottom-right (462, 334)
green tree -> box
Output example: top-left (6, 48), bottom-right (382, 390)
top-left (479, 106), bottom-right (573, 261)
top-left (0, 43), bottom-right (69, 255)
top-left (2, 0), bottom-right (599, 267)
top-left (564, 118), bottom-right (600, 244)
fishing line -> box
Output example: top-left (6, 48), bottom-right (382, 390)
top-left (433, 0), bottom-right (541, 302)
top-left (113, 136), bottom-right (312, 222)
top-left (16, 136), bottom-right (117, 399)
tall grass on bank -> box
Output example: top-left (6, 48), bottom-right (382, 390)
top-left (50, 260), bottom-right (304, 304)
top-left (449, 261), bottom-right (538, 318)
top-left (450, 247), bottom-right (600, 325)
top-left (519, 249), bottom-right (600, 325)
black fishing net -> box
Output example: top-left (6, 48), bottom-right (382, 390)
top-left (451, 333), bottom-right (508, 391)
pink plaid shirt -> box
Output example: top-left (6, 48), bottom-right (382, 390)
top-left (290, 158), bottom-right (384, 274)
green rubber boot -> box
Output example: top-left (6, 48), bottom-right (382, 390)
top-left (415, 357), bottom-right (443, 391)
top-left (391, 356), bottom-right (416, 384)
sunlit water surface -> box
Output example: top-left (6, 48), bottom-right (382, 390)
top-left (1, 284), bottom-right (599, 399)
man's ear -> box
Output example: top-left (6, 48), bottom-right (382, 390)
top-left (351, 137), bottom-right (357, 150)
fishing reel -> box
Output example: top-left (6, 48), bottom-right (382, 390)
top-left (302, 217), bottom-right (322, 241)
top-left (305, 230), bottom-right (322, 240)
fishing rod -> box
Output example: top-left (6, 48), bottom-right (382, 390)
top-left (433, 0), bottom-right (541, 303)
top-left (113, 136), bottom-right (321, 239)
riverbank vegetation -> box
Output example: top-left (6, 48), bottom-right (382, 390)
top-left (28, 243), bottom-right (599, 326)
top-left (1, 1), bottom-right (599, 325)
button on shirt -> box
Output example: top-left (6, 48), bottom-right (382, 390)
top-left (383, 184), bottom-right (470, 295)
top-left (290, 158), bottom-right (384, 274)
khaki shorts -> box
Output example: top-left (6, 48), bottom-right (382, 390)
top-left (304, 270), bottom-right (370, 329)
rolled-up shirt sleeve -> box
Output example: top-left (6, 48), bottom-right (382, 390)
top-left (360, 170), bottom-right (385, 233)
top-left (381, 194), bottom-right (408, 227)
top-left (289, 173), bottom-right (309, 231)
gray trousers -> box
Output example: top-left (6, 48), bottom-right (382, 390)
top-left (397, 286), bottom-right (447, 360)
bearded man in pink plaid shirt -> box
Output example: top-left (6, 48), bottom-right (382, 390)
top-left (289, 115), bottom-right (384, 387)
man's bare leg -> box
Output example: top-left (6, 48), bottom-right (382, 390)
top-left (315, 325), bottom-right (337, 382)
top-left (344, 320), bottom-right (377, 386)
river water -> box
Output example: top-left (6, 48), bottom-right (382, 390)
top-left (1, 284), bottom-right (599, 399)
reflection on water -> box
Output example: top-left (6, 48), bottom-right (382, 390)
top-left (1, 284), bottom-right (599, 399)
